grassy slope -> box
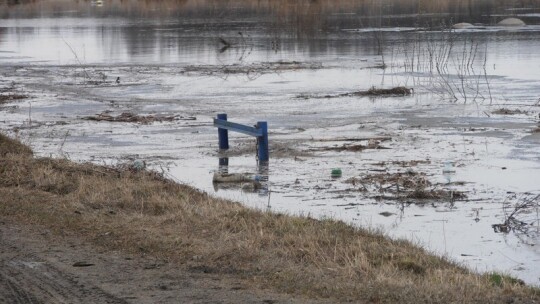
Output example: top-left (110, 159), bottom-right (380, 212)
top-left (0, 133), bottom-right (538, 303)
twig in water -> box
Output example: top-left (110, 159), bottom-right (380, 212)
top-left (62, 37), bottom-right (91, 79)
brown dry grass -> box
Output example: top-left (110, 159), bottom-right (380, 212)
top-left (1, 133), bottom-right (539, 303)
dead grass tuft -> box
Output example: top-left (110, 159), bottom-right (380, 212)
top-left (0, 134), bottom-right (538, 303)
top-left (0, 134), bottom-right (33, 157)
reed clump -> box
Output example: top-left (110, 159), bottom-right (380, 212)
top-left (0, 133), bottom-right (539, 303)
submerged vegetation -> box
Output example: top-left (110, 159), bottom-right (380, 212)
top-left (1, 133), bottom-right (539, 302)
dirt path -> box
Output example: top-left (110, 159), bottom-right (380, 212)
top-left (0, 219), bottom-right (322, 304)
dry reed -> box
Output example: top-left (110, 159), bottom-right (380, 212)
top-left (0, 133), bottom-right (539, 303)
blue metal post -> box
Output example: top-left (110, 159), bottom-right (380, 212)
top-left (256, 121), bottom-right (269, 162)
top-left (217, 113), bottom-right (229, 150)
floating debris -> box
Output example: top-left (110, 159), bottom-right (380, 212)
top-left (361, 86), bottom-right (412, 96)
top-left (492, 108), bottom-right (526, 115)
top-left (492, 194), bottom-right (539, 239)
top-left (315, 140), bottom-right (389, 152)
top-left (0, 94), bottom-right (28, 104)
top-left (345, 170), bottom-right (466, 201)
top-left (83, 112), bottom-right (195, 124)
top-left (373, 160), bottom-right (431, 167)
top-left (184, 61), bottom-right (322, 76)
top-left (331, 168), bottom-right (342, 178)
top-left (298, 86), bottom-right (412, 99)
top-left (315, 136), bottom-right (392, 143)
top-left (130, 160), bottom-right (146, 172)
top-left (442, 161), bottom-right (456, 173)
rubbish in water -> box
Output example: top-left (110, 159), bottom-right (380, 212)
top-left (131, 160), bottom-right (146, 172)
top-left (331, 168), bottom-right (342, 178)
top-left (83, 112), bottom-right (195, 124)
top-left (442, 161), bottom-right (456, 173)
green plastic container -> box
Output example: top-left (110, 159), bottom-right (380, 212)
top-left (331, 168), bottom-right (342, 178)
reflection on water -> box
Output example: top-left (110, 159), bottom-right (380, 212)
top-left (214, 157), bottom-right (270, 197)
top-left (2, 15), bottom-right (540, 72)
top-left (2, 0), bottom-right (539, 68)
top-left (2, 0), bottom-right (540, 34)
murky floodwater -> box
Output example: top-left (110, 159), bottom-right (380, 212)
top-left (1, 1), bottom-right (540, 285)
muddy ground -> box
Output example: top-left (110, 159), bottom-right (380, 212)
top-left (0, 219), bottom-right (328, 304)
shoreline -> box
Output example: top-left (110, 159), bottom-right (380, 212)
top-left (1, 133), bottom-right (539, 303)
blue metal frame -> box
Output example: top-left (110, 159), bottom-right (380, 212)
top-left (214, 113), bottom-right (269, 162)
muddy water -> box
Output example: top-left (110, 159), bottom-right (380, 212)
top-left (1, 4), bottom-right (540, 285)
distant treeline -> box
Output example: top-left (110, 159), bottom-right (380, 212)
top-left (2, 0), bottom-right (539, 30)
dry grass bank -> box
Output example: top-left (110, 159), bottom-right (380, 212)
top-left (0, 133), bottom-right (538, 303)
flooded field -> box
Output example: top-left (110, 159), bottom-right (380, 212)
top-left (1, 0), bottom-right (540, 285)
